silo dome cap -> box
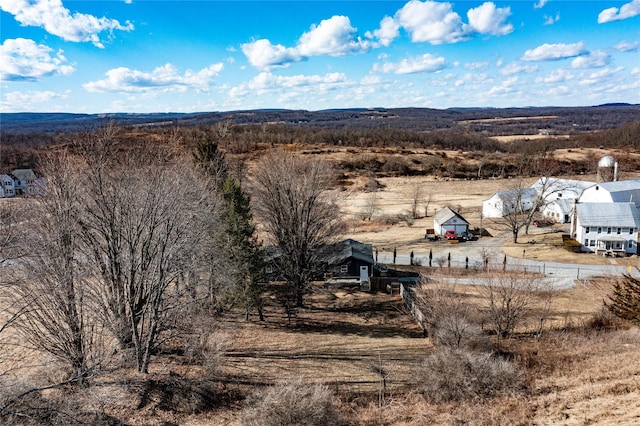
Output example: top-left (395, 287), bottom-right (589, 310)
top-left (598, 156), bottom-right (616, 167)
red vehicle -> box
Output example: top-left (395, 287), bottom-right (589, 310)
top-left (444, 229), bottom-right (458, 240)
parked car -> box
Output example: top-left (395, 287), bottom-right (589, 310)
top-left (458, 231), bottom-right (475, 241)
top-left (533, 219), bottom-right (553, 227)
top-left (444, 229), bottom-right (458, 240)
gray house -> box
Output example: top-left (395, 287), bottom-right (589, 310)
top-left (324, 239), bottom-right (375, 285)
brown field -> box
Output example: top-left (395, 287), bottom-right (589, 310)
top-left (3, 154), bottom-right (640, 425)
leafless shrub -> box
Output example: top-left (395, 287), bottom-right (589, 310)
top-left (415, 282), bottom-right (487, 350)
top-left (479, 273), bottom-right (549, 348)
top-left (416, 347), bottom-right (524, 403)
top-left (184, 330), bottom-right (227, 377)
top-left (585, 307), bottom-right (627, 332)
top-left (241, 375), bottom-right (343, 426)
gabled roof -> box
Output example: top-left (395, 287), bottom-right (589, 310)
top-left (324, 238), bottom-right (374, 266)
top-left (11, 169), bottom-right (37, 181)
top-left (434, 207), bottom-right (469, 225)
top-left (487, 187), bottom-right (538, 202)
top-left (576, 202), bottom-right (640, 227)
top-left (545, 198), bottom-right (574, 213)
top-left (582, 179), bottom-right (640, 204)
top-left (531, 177), bottom-right (594, 197)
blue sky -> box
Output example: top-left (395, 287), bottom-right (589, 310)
top-left (1, 0), bottom-right (639, 113)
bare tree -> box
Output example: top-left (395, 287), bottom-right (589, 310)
top-left (13, 153), bottom-right (104, 385)
top-left (479, 273), bottom-right (544, 348)
top-left (251, 150), bottom-right (344, 307)
top-left (363, 189), bottom-right (378, 221)
top-left (497, 182), bottom-right (534, 244)
top-left (410, 183), bottom-right (423, 220)
top-left (75, 128), bottom-right (222, 373)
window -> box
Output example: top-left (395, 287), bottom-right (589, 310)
top-left (590, 239), bottom-right (595, 247)
top-left (265, 265), bottom-right (273, 274)
top-left (630, 228), bottom-right (635, 234)
top-left (340, 264), bottom-right (349, 273)
top-left (617, 227), bottom-right (621, 234)
top-left (584, 239), bottom-right (589, 247)
top-left (598, 227), bottom-right (602, 233)
top-left (585, 227), bottom-right (590, 234)
top-left (629, 240), bottom-right (634, 248)
top-left (607, 227), bottom-right (612, 234)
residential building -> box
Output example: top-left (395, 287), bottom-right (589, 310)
top-left (573, 202), bottom-right (640, 256)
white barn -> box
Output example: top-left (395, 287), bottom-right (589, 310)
top-left (433, 207), bottom-right (469, 236)
top-left (573, 202), bottom-right (640, 256)
top-left (482, 188), bottom-right (538, 218)
top-left (579, 179), bottom-right (640, 205)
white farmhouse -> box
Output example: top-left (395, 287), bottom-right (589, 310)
top-left (433, 207), bottom-right (469, 236)
top-left (482, 187), bottom-right (538, 218)
top-left (573, 202), bottom-right (640, 256)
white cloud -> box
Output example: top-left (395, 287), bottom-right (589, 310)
top-left (613, 40), bottom-right (640, 52)
top-left (2, 89), bottom-right (68, 110)
top-left (598, 0), bottom-right (640, 23)
top-left (544, 13), bottom-right (560, 25)
top-left (297, 15), bottom-right (371, 56)
top-left (488, 76), bottom-right (519, 95)
top-left (464, 61), bottom-right (489, 70)
top-left (571, 50), bottom-right (611, 68)
top-left (242, 15), bottom-right (370, 70)
top-left (366, 15), bottom-right (400, 47)
top-left (522, 42), bottom-right (586, 61)
top-left (0, 0), bottom-right (134, 48)
top-left (467, 2), bottom-right (513, 36)
top-left (0, 38), bottom-right (74, 81)
top-left (579, 67), bottom-right (624, 86)
top-left (394, 0), bottom-right (469, 44)
top-left (83, 63), bottom-right (223, 93)
top-left (499, 61), bottom-right (538, 75)
top-left (241, 39), bottom-right (301, 69)
top-left (229, 71), bottom-right (350, 102)
top-left (534, 0), bottom-right (549, 9)
top-left (535, 68), bottom-right (573, 83)
top-left (373, 53), bottom-right (446, 74)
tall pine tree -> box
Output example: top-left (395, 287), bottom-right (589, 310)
top-left (221, 176), bottom-right (266, 320)
top-left (194, 138), bottom-right (266, 320)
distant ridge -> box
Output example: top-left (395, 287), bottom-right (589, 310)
top-left (2, 104), bottom-right (639, 134)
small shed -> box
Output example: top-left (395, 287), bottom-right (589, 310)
top-left (433, 207), bottom-right (469, 236)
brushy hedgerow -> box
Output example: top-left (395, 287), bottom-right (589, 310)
top-left (241, 375), bottom-right (344, 426)
top-left (416, 347), bottom-right (525, 403)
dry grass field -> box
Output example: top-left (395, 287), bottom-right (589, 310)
top-left (3, 148), bottom-right (640, 425)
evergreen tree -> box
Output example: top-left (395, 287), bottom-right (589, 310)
top-left (606, 274), bottom-right (640, 325)
top-left (222, 176), bottom-right (266, 320)
top-left (193, 138), bottom-right (266, 320)
top-left (193, 138), bottom-right (227, 189)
